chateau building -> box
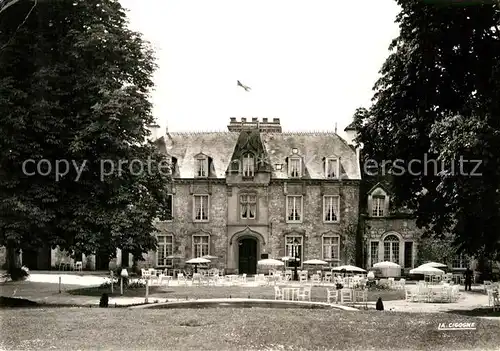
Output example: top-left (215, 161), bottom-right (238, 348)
top-left (3, 117), bottom-right (487, 276)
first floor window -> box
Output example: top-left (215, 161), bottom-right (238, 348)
top-left (193, 195), bottom-right (209, 221)
top-left (323, 196), bottom-right (340, 222)
top-left (285, 236), bottom-right (303, 268)
top-left (286, 195), bottom-right (302, 222)
top-left (163, 194), bottom-right (173, 220)
top-left (322, 236), bottom-right (340, 263)
top-left (240, 194), bottom-right (256, 219)
top-left (193, 235), bottom-right (209, 258)
top-left (383, 235), bottom-right (400, 264)
top-left (157, 235), bottom-right (173, 267)
top-left (404, 241), bottom-right (413, 268)
top-left (370, 242), bottom-right (379, 266)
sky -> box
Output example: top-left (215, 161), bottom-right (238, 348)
top-left (119, 0), bottom-right (401, 137)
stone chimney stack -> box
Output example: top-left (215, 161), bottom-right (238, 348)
top-left (146, 123), bottom-right (161, 141)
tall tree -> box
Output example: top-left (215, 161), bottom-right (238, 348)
top-left (0, 0), bottom-right (171, 273)
top-left (354, 0), bottom-right (500, 260)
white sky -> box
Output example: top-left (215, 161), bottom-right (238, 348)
top-left (119, 0), bottom-right (401, 135)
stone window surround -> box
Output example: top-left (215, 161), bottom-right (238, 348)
top-left (322, 234), bottom-right (340, 263)
top-left (242, 153), bottom-right (255, 177)
top-left (156, 233), bottom-right (174, 267)
top-left (239, 192), bottom-right (257, 220)
top-left (164, 194), bottom-right (173, 221)
top-left (193, 194), bottom-right (210, 222)
top-left (286, 195), bottom-right (303, 223)
top-left (324, 157), bottom-right (340, 179)
top-left (323, 195), bottom-right (340, 223)
top-left (372, 196), bottom-right (385, 217)
top-left (192, 233), bottom-right (210, 258)
top-left (287, 156), bottom-right (302, 178)
top-left (195, 155), bottom-right (209, 178)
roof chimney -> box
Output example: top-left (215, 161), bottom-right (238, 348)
top-left (262, 118), bottom-right (268, 123)
top-left (241, 117), bottom-right (247, 122)
top-left (230, 117), bottom-right (236, 122)
top-left (252, 117), bottom-right (258, 122)
top-left (273, 118), bottom-right (280, 123)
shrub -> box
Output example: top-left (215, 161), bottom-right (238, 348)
top-left (8, 266), bottom-right (29, 281)
top-left (335, 283), bottom-right (343, 290)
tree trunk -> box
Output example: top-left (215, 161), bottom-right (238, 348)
top-left (6, 248), bottom-right (21, 271)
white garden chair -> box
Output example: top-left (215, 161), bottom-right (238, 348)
top-left (405, 287), bottom-right (416, 302)
top-left (326, 288), bottom-right (338, 304)
top-left (274, 286), bottom-right (283, 300)
top-left (340, 289), bottom-right (353, 304)
top-left (354, 290), bottom-right (367, 303)
top-left (311, 274), bottom-right (321, 285)
top-left (298, 285), bottom-right (312, 301)
top-left (177, 273), bottom-right (188, 286)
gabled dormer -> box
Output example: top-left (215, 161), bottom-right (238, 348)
top-left (367, 182), bottom-right (390, 218)
top-left (323, 155), bottom-right (340, 179)
top-left (286, 148), bottom-right (302, 179)
top-left (226, 129), bottom-right (271, 178)
top-left (194, 152), bottom-right (212, 178)
top-left (163, 153), bottom-right (179, 177)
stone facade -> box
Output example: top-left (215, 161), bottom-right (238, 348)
top-left (11, 117), bottom-right (475, 275)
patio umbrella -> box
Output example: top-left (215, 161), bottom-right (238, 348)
top-left (281, 256), bottom-right (300, 261)
top-left (422, 261), bottom-right (448, 269)
top-left (202, 255), bottom-right (219, 260)
top-left (257, 259), bottom-right (285, 266)
top-left (332, 265), bottom-right (366, 273)
top-left (373, 261), bottom-right (401, 268)
top-left (186, 257), bottom-right (211, 273)
top-left (303, 259), bottom-right (328, 265)
top-left (410, 265), bottom-right (445, 275)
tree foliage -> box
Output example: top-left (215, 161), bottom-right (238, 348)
top-left (354, 0), bottom-right (500, 260)
top-left (0, 0), bottom-right (171, 266)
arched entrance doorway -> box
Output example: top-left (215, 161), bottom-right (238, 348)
top-left (238, 238), bottom-right (257, 275)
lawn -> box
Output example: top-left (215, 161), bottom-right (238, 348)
top-left (1, 308), bottom-right (499, 350)
top-left (67, 284), bottom-right (405, 302)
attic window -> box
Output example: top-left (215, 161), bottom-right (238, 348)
top-left (242, 153), bottom-right (254, 177)
top-left (195, 156), bottom-right (208, 178)
top-left (325, 158), bottom-right (339, 179)
top-left (288, 157), bottom-right (301, 178)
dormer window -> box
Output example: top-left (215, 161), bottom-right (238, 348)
top-left (242, 153), bottom-right (254, 177)
top-left (195, 156), bottom-right (208, 178)
top-left (372, 196), bottom-right (385, 217)
top-left (288, 157), bottom-right (301, 178)
top-left (325, 158), bottom-right (339, 179)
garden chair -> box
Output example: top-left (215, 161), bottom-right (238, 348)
top-left (298, 285), bottom-right (312, 301)
top-left (323, 272), bottom-right (332, 283)
top-left (354, 289), bottom-right (367, 303)
top-left (340, 289), bottom-right (353, 304)
top-left (311, 274), bottom-right (321, 285)
top-left (326, 288), bottom-right (338, 304)
top-left (177, 273), bottom-right (188, 286)
top-left (483, 280), bottom-right (492, 293)
top-left (405, 287), bottom-right (416, 302)
top-left (487, 289), bottom-right (500, 311)
top-left (274, 286), bottom-right (283, 300)
top-left (74, 261), bottom-right (83, 271)
top-left (158, 270), bottom-right (171, 287)
top-left (141, 268), bottom-right (151, 283)
top-left (240, 273), bottom-right (247, 283)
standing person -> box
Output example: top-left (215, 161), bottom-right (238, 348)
top-left (464, 267), bottom-right (473, 291)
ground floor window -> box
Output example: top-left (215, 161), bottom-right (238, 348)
top-left (156, 235), bottom-right (174, 267)
top-left (193, 235), bottom-right (209, 258)
top-left (322, 235), bottom-right (340, 265)
top-left (452, 254), bottom-right (469, 269)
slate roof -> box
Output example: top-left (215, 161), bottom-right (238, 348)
top-left (261, 132), bottom-right (361, 180)
top-left (158, 131), bottom-right (361, 180)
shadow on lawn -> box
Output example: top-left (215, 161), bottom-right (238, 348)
top-left (446, 308), bottom-right (500, 318)
top-left (0, 296), bottom-right (39, 308)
